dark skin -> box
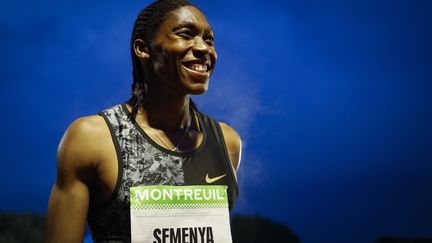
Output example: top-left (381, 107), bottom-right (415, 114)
top-left (46, 6), bottom-right (241, 243)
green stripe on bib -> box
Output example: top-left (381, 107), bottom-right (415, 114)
top-left (130, 185), bottom-right (228, 206)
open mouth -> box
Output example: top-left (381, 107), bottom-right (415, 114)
top-left (182, 59), bottom-right (212, 74)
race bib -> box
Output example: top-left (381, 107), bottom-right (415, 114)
top-left (130, 185), bottom-right (233, 243)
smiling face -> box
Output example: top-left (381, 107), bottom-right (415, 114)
top-left (143, 6), bottom-right (217, 95)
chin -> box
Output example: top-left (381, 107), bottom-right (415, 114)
top-left (188, 82), bottom-right (209, 95)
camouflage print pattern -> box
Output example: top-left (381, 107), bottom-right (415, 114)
top-left (88, 104), bottom-right (189, 242)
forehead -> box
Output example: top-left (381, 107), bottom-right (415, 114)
top-left (161, 6), bottom-right (213, 32)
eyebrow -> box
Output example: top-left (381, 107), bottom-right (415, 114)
top-left (173, 22), bottom-right (214, 34)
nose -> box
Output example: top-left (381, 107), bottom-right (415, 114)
top-left (192, 36), bottom-right (211, 58)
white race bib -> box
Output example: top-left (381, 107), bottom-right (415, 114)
top-left (130, 185), bottom-right (233, 243)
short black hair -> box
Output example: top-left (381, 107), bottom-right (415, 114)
top-left (128, 0), bottom-right (199, 120)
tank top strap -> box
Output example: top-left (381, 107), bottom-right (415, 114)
top-left (198, 112), bottom-right (224, 145)
top-left (195, 111), bottom-right (239, 209)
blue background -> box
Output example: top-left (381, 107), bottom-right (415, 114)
top-left (1, 1), bottom-right (431, 242)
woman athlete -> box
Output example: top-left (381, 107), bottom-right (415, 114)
top-left (46, 0), bottom-right (241, 242)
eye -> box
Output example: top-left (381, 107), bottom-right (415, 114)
top-left (177, 30), bottom-right (194, 39)
top-left (205, 35), bottom-right (215, 46)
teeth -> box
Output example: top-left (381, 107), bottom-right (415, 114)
top-left (188, 64), bottom-right (207, 73)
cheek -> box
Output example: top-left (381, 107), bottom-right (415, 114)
top-left (152, 49), bottom-right (174, 73)
top-left (151, 49), bottom-right (182, 82)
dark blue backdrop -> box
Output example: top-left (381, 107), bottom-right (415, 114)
top-left (1, 1), bottom-right (431, 243)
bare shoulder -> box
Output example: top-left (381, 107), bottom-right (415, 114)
top-left (56, 115), bottom-right (109, 185)
top-left (60, 115), bottom-right (108, 146)
top-left (47, 115), bottom-right (109, 242)
top-left (218, 122), bottom-right (242, 171)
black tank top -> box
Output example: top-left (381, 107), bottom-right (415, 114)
top-left (87, 104), bottom-right (238, 243)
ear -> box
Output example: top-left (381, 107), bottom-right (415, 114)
top-left (133, 39), bottom-right (150, 59)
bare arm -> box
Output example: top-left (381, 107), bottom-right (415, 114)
top-left (46, 116), bottom-right (104, 243)
top-left (219, 122), bottom-right (242, 175)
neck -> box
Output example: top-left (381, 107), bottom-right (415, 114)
top-left (139, 89), bottom-right (193, 131)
